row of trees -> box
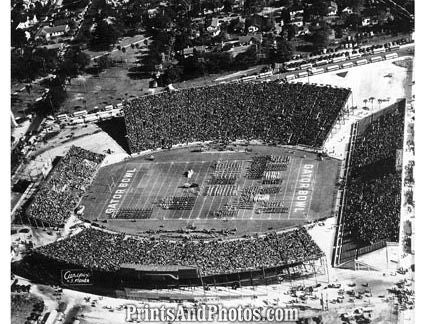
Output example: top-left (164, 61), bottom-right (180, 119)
top-left (160, 35), bottom-right (293, 85)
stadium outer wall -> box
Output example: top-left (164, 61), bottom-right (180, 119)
top-left (17, 252), bottom-right (326, 297)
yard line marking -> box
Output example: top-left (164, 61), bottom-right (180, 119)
top-left (200, 161), bottom-right (215, 219)
top-left (125, 164), bottom-right (148, 208)
top-left (189, 161), bottom-right (213, 220)
top-left (287, 159), bottom-right (303, 220)
top-left (150, 162), bottom-right (174, 218)
top-left (129, 164), bottom-right (150, 214)
top-left (280, 156), bottom-right (296, 221)
top-left (304, 161), bottom-right (318, 219)
top-left (153, 162), bottom-right (174, 201)
top-left (167, 162), bottom-right (186, 219)
top-left (140, 163), bottom-right (166, 212)
top-left (186, 161), bottom-right (201, 220)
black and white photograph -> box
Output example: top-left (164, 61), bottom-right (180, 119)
top-left (7, 0), bottom-right (418, 323)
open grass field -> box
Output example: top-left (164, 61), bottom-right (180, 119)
top-left (81, 145), bottom-right (340, 234)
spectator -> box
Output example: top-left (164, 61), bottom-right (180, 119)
top-left (123, 81), bottom-right (351, 152)
top-left (27, 146), bottom-right (105, 226)
top-left (35, 227), bottom-right (323, 276)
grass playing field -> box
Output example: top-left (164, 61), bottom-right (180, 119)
top-left (81, 145), bottom-right (340, 234)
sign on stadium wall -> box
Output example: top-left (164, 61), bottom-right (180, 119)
top-left (61, 269), bottom-right (93, 286)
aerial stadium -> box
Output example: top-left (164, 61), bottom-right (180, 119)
top-left (15, 79), bottom-right (406, 294)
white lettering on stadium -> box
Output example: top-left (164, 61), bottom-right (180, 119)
top-left (293, 164), bottom-right (314, 214)
top-left (105, 168), bottom-right (136, 216)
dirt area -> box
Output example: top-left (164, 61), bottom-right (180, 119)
top-left (315, 57), bottom-right (412, 160)
top-left (20, 123), bottom-right (128, 180)
top-left (60, 67), bottom-right (150, 114)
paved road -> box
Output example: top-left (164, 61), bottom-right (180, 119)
top-left (264, 44), bottom-right (414, 82)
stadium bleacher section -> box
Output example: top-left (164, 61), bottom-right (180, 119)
top-left (123, 82), bottom-right (351, 152)
top-left (342, 100), bottom-right (405, 248)
top-left (34, 227), bottom-right (323, 277)
top-left (26, 146), bottom-right (105, 227)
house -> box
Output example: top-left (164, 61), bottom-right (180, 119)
top-left (238, 33), bottom-right (263, 45)
top-left (290, 16), bottom-right (304, 28)
top-left (341, 7), bottom-right (353, 15)
top-left (182, 46), bottom-right (207, 58)
top-left (327, 1), bottom-right (338, 16)
top-left (361, 17), bottom-right (379, 26)
top-left (273, 20), bottom-right (284, 34)
top-left (207, 18), bottom-right (221, 37)
top-left (16, 15), bottom-right (38, 29)
top-left (247, 25), bottom-right (259, 33)
top-left (147, 8), bottom-right (159, 18)
top-left (37, 24), bottom-right (70, 40)
top-left (22, 0), bottom-right (49, 9)
top-left (295, 24), bottom-right (311, 36)
top-left (289, 8), bottom-right (304, 19)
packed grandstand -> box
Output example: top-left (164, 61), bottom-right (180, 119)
top-left (341, 100), bottom-right (405, 247)
top-left (34, 227), bottom-right (323, 277)
top-left (123, 81), bottom-right (351, 152)
top-left (26, 146), bottom-right (105, 227)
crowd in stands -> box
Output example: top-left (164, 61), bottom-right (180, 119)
top-left (124, 82), bottom-right (351, 153)
top-left (35, 227), bottom-right (323, 276)
top-left (350, 105), bottom-right (404, 173)
top-left (343, 101), bottom-right (405, 244)
top-left (27, 146), bottom-right (105, 226)
top-left (344, 173), bottom-right (402, 243)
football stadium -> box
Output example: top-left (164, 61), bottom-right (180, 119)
top-left (16, 80), bottom-right (405, 292)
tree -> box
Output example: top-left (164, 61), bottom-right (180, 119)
top-left (58, 47), bottom-right (90, 79)
top-left (311, 28), bottom-right (331, 50)
top-left (11, 29), bottom-right (28, 48)
top-left (234, 45), bottom-right (258, 69)
top-left (97, 55), bottom-right (113, 70)
top-left (162, 65), bottom-right (183, 84)
top-left (275, 38), bottom-right (293, 62)
top-left (11, 47), bottom-right (59, 81)
top-left (181, 55), bottom-right (205, 79)
top-left (244, 0), bottom-right (264, 15)
top-left (287, 24), bottom-right (297, 41)
top-left (369, 97), bottom-right (375, 110)
top-left (174, 32), bottom-right (191, 52)
top-left (89, 20), bottom-right (120, 50)
top-left (345, 13), bottom-right (362, 30)
top-left (36, 77), bottom-right (67, 115)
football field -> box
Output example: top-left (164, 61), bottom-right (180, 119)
top-left (82, 145), bottom-right (340, 232)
